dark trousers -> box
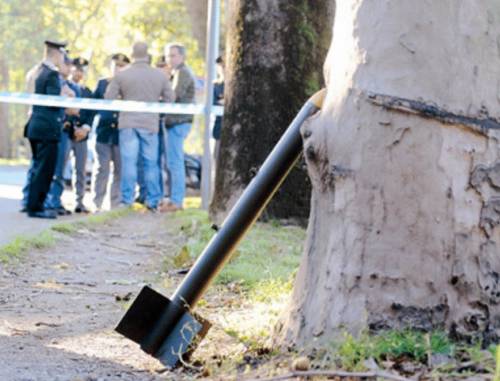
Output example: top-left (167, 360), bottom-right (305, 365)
top-left (27, 139), bottom-right (59, 212)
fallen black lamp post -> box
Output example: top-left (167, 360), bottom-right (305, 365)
top-left (115, 89), bottom-right (327, 368)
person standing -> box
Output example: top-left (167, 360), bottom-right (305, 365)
top-left (25, 40), bottom-right (67, 219)
top-left (20, 60), bottom-right (44, 212)
top-left (136, 55), bottom-right (172, 205)
top-left (160, 43), bottom-right (196, 212)
top-left (212, 56), bottom-right (225, 162)
top-left (68, 57), bottom-right (93, 213)
top-left (44, 54), bottom-right (80, 216)
top-left (105, 42), bottom-right (174, 211)
top-left (93, 53), bottom-right (130, 211)
top-left (156, 55), bottom-right (172, 199)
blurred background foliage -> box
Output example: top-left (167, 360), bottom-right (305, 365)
top-left (0, 0), bottom-right (216, 158)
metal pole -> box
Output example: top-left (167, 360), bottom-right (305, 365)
top-left (201, 0), bottom-right (220, 210)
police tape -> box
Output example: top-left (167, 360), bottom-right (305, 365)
top-left (0, 92), bottom-right (224, 116)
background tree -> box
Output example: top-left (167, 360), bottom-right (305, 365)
top-left (183, 0), bottom-right (208, 56)
top-left (0, 0), bottom-right (48, 158)
top-left (279, 0), bottom-right (500, 347)
top-left (124, 0), bottom-right (203, 73)
top-left (210, 0), bottom-right (334, 224)
top-left (183, 0), bottom-right (228, 57)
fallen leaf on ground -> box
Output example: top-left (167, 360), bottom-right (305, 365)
top-left (173, 246), bottom-right (192, 268)
top-left (35, 321), bottom-right (61, 328)
top-left (292, 357), bottom-right (310, 371)
top-left (114, 292), bottom-right (133, 302)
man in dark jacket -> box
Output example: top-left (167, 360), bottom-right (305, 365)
top-left (93, 53), bottom-right (130, 211)
top-left (68, 57), bottom-right (93, 213)
top-left (44, 54), bottom-right (79, 216)
top-left (25, 40), bottom-right (66, 219)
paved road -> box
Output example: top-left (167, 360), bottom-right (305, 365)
top-left (0, 165), bottom-right (81, 246)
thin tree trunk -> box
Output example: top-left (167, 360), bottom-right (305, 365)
top-left (210, 0), bottom-right (334, 224)
top-left (0, 59), bottom-right (11, 158)
top-left (183, 0), bottom-right (209, 56)
top-left (279, 0), bottom-right (500, 347)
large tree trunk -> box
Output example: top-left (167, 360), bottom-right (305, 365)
top-left (279, 0), bottom-right (500, 347)
top-left (210, 0), bottom-right (334, 224)
top-left (0, 59), bottom-right (11, 158)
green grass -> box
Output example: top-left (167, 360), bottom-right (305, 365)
top-left (0, 230), bottom-right (55, 263)
top-left (165, 209), bottom-right (306, 291)
top-left (494, 345), bottom-right (500, 381)
top-left (162, 208), bottom-right (306, 356)
top-left (51, 207), bottom-right (132, 235)
top-left (0, 208), bottom-right (133, 263)
top-left (331, 330), bottom-right (455, 371)
top-left (328, 330), bottom-right (500, 378)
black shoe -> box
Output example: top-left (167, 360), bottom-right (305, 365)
top-left (75, 205), bottom-right (90, 214)
top-left (135, 197), bottom-right (146, 205)
top-left (19, 206), bottom-right (27, 213)
top-left (146, 205), bottom-right (159, 213)
top-left (27, 210), bottom-right (57, 219)
top-left (55, 206), bottom-right (72, 216)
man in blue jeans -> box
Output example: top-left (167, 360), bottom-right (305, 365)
top-left (105, 42), bottom-right (174, 210)
top-left (160, 43), bottom-right (196, 212)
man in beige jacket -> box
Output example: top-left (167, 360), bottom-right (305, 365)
top-left (105, 42), bottom-right (174, 210)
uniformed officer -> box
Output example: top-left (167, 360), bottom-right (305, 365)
top-left (25, 40), bottom-right (67, 219)
top-left (68, 57), bottom-right (93, 213)
top-left (93, 53), bottom-right (130, 211)
top-left (44, 53), bottom-right (79, 216)
top-left (20, 60), bottom-right (44, 212)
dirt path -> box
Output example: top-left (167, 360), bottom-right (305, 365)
top-left (0, 164), bottom-right (95, 246)
top-left (0, 212), bottom-right (184, 381)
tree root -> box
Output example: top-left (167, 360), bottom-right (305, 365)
top-left (245, 369), bottom-right (413, 381)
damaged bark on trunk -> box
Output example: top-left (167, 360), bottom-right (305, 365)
top-left (278, 0), bottom-right (500, 347)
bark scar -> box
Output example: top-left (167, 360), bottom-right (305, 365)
top-left (366, 91), bottom-right (500, 136)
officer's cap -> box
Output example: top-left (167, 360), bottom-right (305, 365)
top-left (72, 57), bottom-right (89, 69)
top-left (44, 40), bottom-right (67, 52)
top-left (111, 53), bottom-right (130, 65)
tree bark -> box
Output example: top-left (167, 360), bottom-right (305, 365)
top-left (279, 0), bottom-right (500, 347)
top-left (210, 0), bottom-right (334, 224)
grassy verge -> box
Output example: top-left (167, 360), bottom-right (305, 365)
top-left (0, 207), bottom-right (133, 264)
top-left (162, 208), bottom-right (306, 359)
top-left (161, 208), bottom-right (500, 380)
top-left (495, 345), bottom-right (500, 381)
top-left (322, 331), bottom-right (498, 379)
top-left (0, 230), bottom-right (55, 263)
top-left (163, 208), bottom-right (306, 291)
top-left (51, 206), bottom-right (133, 235)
